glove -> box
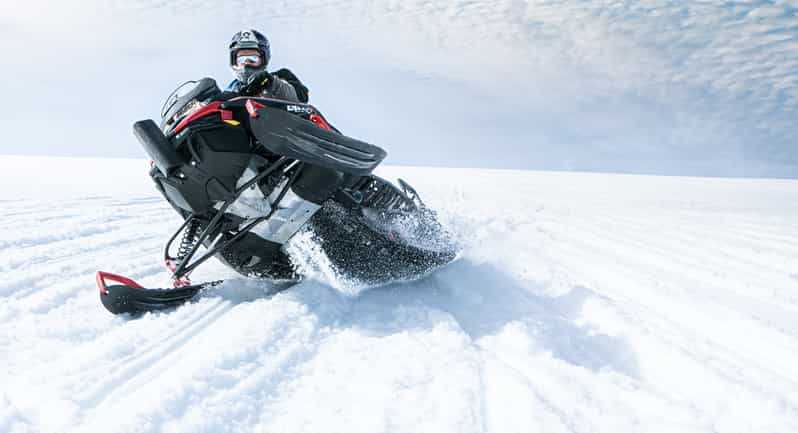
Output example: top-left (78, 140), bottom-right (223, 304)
top-left (239, 70), bottom-right (273, 96)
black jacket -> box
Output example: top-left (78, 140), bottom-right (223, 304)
top-left (226, 68), bottom-right (309, 103)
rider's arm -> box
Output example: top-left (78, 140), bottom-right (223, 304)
top-left (265, 76), bottom-right (300, 102)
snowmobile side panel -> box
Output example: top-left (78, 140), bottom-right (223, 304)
top-left (291, 165), bottom-right (346, 204)
top-left (242, 188), bottom-right (322, 244)
top-left (133, 119), bottom-right (184, 176)
top-left (147, 118), bottom-right (253, 215)
top-left (249, 106), bottom-right (386, 175)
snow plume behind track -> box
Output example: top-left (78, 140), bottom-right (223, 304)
top-left (2, 155), bottom-right (798, 432)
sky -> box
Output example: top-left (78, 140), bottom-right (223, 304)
top-left (1, 0), bottom-right (797, 177)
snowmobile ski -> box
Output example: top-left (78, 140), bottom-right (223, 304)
top-left (96, 271), bottom-right (221, 315)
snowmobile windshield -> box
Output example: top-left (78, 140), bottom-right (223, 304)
top-left (161, 81), bottom-right (198, 119)
top-left (160, 78), bottom-right (222, 133)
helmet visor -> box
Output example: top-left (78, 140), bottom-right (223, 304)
top-left (233, 53), bottom-right (264, 69)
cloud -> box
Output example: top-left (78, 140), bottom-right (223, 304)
top-left (0, 0), bottom-right (795, 177)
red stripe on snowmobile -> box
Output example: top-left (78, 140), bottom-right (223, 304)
top-left (96, 271), bottom-right (145, 295)
top-left (172, 101), bottom-right (234, 135)
top-left (245, 99), bottom-right (266, 118)
top-left (309, 114), bottom-right (333, 131)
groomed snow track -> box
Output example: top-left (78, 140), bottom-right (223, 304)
top-left (2, 157), bottom-right (798, 433)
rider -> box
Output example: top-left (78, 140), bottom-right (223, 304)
top-left (227, 29), bottom-right (309, 103)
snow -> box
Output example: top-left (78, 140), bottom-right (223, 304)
top-left (2, 155), bottom-right (798, 432)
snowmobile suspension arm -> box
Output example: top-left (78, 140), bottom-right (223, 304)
top-left (166, 158), bottom-right (303, 281)
top-left (166, 156), bottom-right (289, 279)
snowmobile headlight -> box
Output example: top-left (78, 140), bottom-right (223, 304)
top-left (163, 100), bottom-right (208, 133)
top-left (174, 100), bottom-right (207, 123)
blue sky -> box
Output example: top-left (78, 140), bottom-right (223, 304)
top-left (1, 0), bottom-right (796, 177)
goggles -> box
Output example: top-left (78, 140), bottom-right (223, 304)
top-left (233, 53), bottom-right (263, 68)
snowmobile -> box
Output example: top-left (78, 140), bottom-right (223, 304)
top-left (96, 77), bottom-right (458, 315)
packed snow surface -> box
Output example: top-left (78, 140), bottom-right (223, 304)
top-left (2, 156), bottom-right (798, 432)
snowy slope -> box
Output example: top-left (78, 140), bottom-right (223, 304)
top-left (2, 156), bottom-right (798, 433)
